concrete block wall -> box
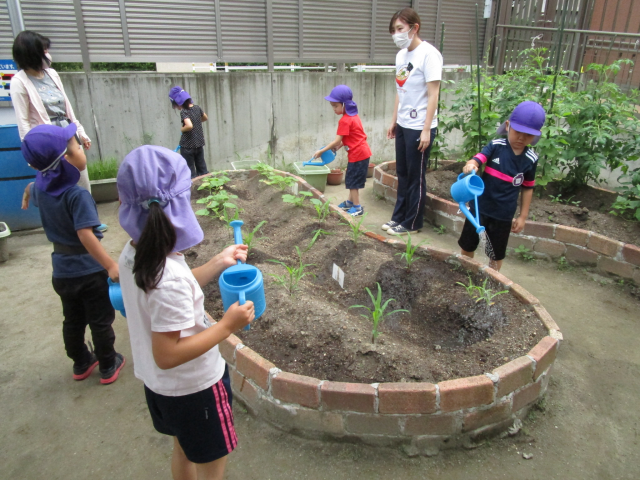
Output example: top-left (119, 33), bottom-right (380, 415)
top-left (373, 161), bottom-right (640, 284)
top-left (59, 71), bottom-right (470, 170)
top-left (201, 169), bottom-right (561, 456)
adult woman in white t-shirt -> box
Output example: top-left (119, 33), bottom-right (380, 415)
top-left (384, 8), bottom-right (443, 235)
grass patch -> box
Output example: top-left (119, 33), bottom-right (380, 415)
top-left (87, 158), bottom-right (119, 180)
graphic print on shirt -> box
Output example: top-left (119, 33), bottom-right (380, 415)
top-left (396, 62), bottom-right (414, 88)
top-left (512, 173), bottom-right (524, 186)
top-left (492, 158), bottom-right (500, 164)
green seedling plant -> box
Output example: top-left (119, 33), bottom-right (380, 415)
top-left (340, 212), bottom-right (367, 245)
top-left (267, 246), bottom-right (316, 295)
top-left (395, 233), bottom-right (428, 270)
top-left (514, 244), bottom-right (535, 262)
top-left (305, 228), bottom-right (334, 252)
top-left (349, 283), bottom-right (408, 344)
top-left (557, 256), bottom-right (571, 271)
top-left (548, 194), bottom-right (562, 203)
top-left (243, 221), bottom-right (267, 254)
top-left (222, 204), bottom-right (240, 225)
top-left (310, 198), bottom-right (332, 221)
top-left (282, 191), bottom-right (312, 207)
top-left (262, 173), bottom-right (296, 190)
top-left (456, 275), bottom-right (479, 298)
top-left (253, 163), bottom-right (274, 177)
top-left (198, 173), bottom-right (230, 194)
top-left (195, 190), bottom-right (238, 221)
top-left (433, 225), bottom-right (446, 235)
top-left (473, 278), bottom-right (509, 306)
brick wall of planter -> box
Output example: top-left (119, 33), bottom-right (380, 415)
top-left (204, 169), bottom-right (563, 456)
top-left (373, 161), bottom-right (640, 285)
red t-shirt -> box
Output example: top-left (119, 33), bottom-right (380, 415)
top-left (336, 114), bottom-right (372, 163)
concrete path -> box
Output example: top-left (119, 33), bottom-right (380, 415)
top-left (1, 178), bottom-right (638, 479)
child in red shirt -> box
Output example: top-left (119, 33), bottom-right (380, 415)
top-left (314, 85), bottom-right (372, 217)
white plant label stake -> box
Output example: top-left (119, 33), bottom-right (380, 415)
top-left (290, 182), bottom-right (298, 195)
top-left (332, 263), bottom-right (345, 289)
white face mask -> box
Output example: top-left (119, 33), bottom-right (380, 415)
top-left (45, 52), bottom-right (52, 63)
top-left (392, 26), bottom-right (414, 49)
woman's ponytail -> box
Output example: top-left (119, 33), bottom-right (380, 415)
top-left (133, 202), bottom-right (177, 292)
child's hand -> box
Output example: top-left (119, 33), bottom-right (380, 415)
top-left (21, 182), bottom-right (33, 210)
top-left (387, 124), bottom-right (396, 140)
top-left (220, 300), bottom-right (255, 333)
top-left (313, 150), bottom-right (323, 159)
top-left (108, 264), bottom-right (120, 282)
top-left (219, 244), bottom-right (249, 269)
top-left (463, 162), bottom-right (478, 174)
top-left (512, 217), bottom-right (526, 234)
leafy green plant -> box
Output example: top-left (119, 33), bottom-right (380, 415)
top-left (349, 283), bottom-right (408, 344)
top-left (514, 244), bottom-right (535, 262)
top-left (473, 278), bottom-right (509, 306)
top-left (282, 191), bottom-right (312, 207)
top-left (195, 190), bottom-right (239, 221)
top-left (267, 246), bottom-right (316, 295)
top-left (456, 275), bottom-right (478, 298)
top-left (198, 173), bottom-right (230, 194)
top-left (262, 173), bottom-right (296, 190)
top-left (548, 194), bottom-right (562, 203)
top-left (610, 184), bottom-right (640, 221)
top-left (310, 198), bottom-right (332, 221)
top-left (557, 256), bottom-right (572, 271)
top-left (305, 228), bottom-right (334, 252)
top-left (433, 225), bottom-right (446, 235)
top-left (394, 233), bottom-right (428, 270)
top-left (243, 221), bottom-right (267, 254)
top-left (87, 158), bottom-right (119, 180)
top-left (340, 212), bottom-right (367, 245)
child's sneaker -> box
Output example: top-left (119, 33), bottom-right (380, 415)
top-left (347, 206), bottom-right (364, 217)
top-left (73, 352), bottom-right (99, 381)
top-left (381, 220), bottom-right (399, 231)
top-left (338, 200), bottom-right (354, 211)
top-left (100, 353), bottom-right (126, 385)
top-left (96, 223), bottom-right (108, 233)
top-left (388, 225), bottom-right (420, 235)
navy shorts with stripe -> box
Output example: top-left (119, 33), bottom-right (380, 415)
top-left (457, 212), bottom-right (512, 261)
top-left (345, 157), bottom-right (370, 190)
top-left (144, 366), bottom-right (237, 463)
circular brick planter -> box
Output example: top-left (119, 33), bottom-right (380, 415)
top-left (200, 169), bottom-right (563, 456)
top-left (373, 161), bottom-right (640, 285)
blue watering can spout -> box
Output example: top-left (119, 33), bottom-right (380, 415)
top-left (302, 148), bottom-right (336, 167)
top-left (450, 171), bottom-right (486, 235)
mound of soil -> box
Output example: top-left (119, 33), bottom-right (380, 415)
top-left (185, 175), bottom-right (546, 384)
top-left (421, 168), bottom-right (640, 246)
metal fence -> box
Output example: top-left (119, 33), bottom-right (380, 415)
top-left (0, 0), bottom-right (487, 69)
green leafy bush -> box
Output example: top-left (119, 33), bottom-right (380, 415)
top-left (87, 158), bottom-right (119, 180)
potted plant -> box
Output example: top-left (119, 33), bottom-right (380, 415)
top-left (367, 162), bottom-right (376, 178)
top-left (326, 167), bottom-right (343, 185)
top-left (88, 158), bottom-right (120, 203)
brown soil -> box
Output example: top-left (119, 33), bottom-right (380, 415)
top-left (414, 168), bottom-right (640, 246)
top-left (185, 175), bottom-right (546, 384)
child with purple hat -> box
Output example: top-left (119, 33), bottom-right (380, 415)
top-left (314, 85), bottom-right (372, 217)
top-left (20, 124), bottom-right (125, 384)
top-left (169, 86), bottom-right (209, 179)
top-left (458, 101), bottom-right (546, 271)
top-left (117, 145), bottom-right (254, 478)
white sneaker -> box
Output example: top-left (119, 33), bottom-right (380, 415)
top-left (381, 220), bottom-right (399, 231)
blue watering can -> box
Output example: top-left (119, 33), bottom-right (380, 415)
top-left (302, 148), bottom-right (335, 167)
top-left (107, 278), bottom-right (126, 317)
top-left (219, 220), bottom-right (266, 330)
top-left (450, 171), bottom-right (486, 234)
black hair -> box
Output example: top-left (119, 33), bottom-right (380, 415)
top-left (12, 30), bottom-right (50, 71)
top-left (37, 33), bottom-right (51, 51)
top-left (132, 202), bottom-right (177, 292)
top-left (181, 98), bottom-right (193, 109)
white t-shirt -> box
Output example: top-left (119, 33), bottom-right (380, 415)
top-left (395, 41), bottom-right (443, 130)
top-left (119, 241), bottom-right (225, 396)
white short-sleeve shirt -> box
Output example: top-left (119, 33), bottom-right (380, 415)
top-left (119, 241), bottom-right (225, 396)
top-left (395, 41), bottom-right (443, 130)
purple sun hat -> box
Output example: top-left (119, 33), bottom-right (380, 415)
top-left (496, 101), bottom-right (546, 146)
top-left (324, 85), bottom-right (358, 116)
top-left (22, 123), bottom-right (80, 197)
top-left (168, 86), bottom-right (191, 107)
top-left (117, 145), bottom-right (204, 252)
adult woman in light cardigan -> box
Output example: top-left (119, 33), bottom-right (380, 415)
top-left (10, 31), bottom-right (93, 193)
top-left (384, 8), bottom-right (443, 236)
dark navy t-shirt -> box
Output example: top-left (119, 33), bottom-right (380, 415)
top-left (31, 184), bottom-right (105, 278)
top-left (472, 138), bottom-right (538, 221)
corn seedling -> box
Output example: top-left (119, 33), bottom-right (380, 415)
top-left (433, 225), bottom-right (446, 235)
top-left (305, 228), bottom-right (334, 252)
top-left (349, 283), bottom-right (408, 344)
top-left (310, 198), bottom-right (332, 221)
top-left (456, 275), bottom-right (479, 298)
top-left (243, 221), bottom-right (267, 254)
top-left (282, 191), bottom-right (312, 207)
top-left (514, 244), bottom-right (535, 262)
top-left (395, 233), bottom-right (428, 270)
top-left (473, 278), bottom-right (508, 306)
top-left (267, 246), bottom-right (316, 295)
top-left (339, 212), bottom-right (367, 245)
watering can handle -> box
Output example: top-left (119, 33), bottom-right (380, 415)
top-left (229, 220), bottom-right (245, 265)
top-left (108, 278), bottom-right (115, 286)
top-left (457, 169), bottom-right (477, 181)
